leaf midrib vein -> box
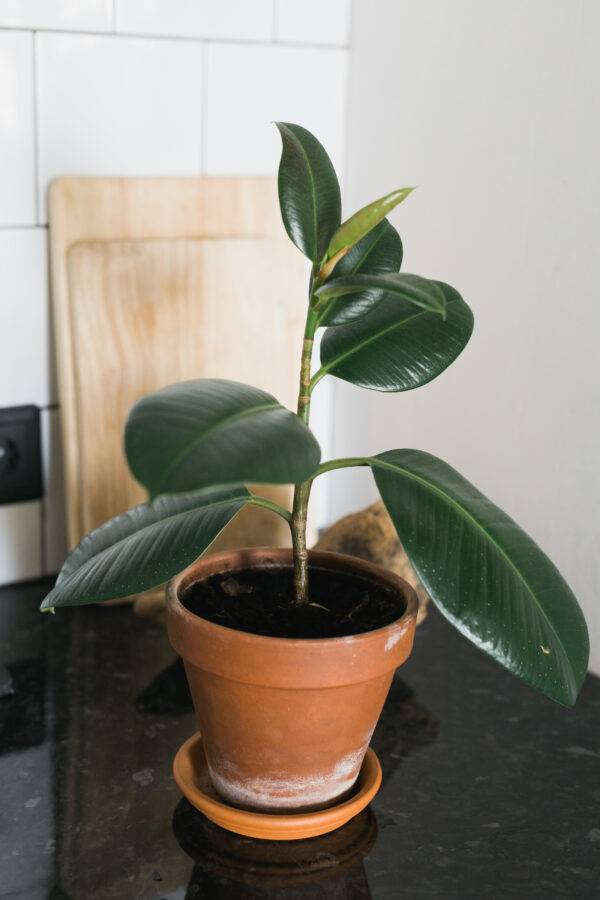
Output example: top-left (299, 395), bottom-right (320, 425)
top-left (290, 130), bottom-right (319, 261)
top-left (320, 299), bottom-right (457, 378)
top-left (154, 402), bottom-right (279, 494)
top-left (44, 494), bottom-right (249, 604)
top-left (322, 275), bottom-right (443, 313)
top-left (371, 457), bottom-right (570, 666)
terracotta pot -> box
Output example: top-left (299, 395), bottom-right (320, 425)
top-left (166, 548), bottom-right (418, 814)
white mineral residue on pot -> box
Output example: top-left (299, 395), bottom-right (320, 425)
top-left (384, 630), bottom-right (400, 651)
top-left (384, 620), bottom-right (410, 651)
top-left (207, 746), bottom-right (367, 809)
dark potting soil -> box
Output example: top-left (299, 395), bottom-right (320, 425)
top-left (181, 565), bottom-right (405, 639)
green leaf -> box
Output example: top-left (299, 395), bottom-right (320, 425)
top-left (316, 272), bottom-right (446, 322)
top-left (318, 281), bottom-right (473, 392)
top-left (324, 187), bottom-right (414, 261)
top-left (317, 220), bottom-right (403, 326)
top-left (41, 486), bottom-right (251, 609)
top-left (370, 450), bottom-right (589, 706)
top-left (125, 379), bottom-right (321, 497)
top-left (275, 122), bottom-right (341, 263)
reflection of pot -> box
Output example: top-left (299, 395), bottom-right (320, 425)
top-left (167, 548), bottom-right (418, 818)
top-left (172, 797), bottom-right (377, 894)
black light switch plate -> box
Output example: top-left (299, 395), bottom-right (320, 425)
top-left (0, 405), bottom-right (42, 505)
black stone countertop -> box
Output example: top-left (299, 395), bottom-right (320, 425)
top-left (1, 577), bottom-right (598, 899)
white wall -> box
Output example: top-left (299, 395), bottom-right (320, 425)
top-left (332, 0), bottom-right (600, 671)
top-left (0, 0), bottom-right (350, 583)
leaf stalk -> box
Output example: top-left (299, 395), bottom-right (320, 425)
top-left (248, 495), bottom-right (292, 522)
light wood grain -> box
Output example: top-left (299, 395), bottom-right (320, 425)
top-left (49, 178), bottom-right (313, 578)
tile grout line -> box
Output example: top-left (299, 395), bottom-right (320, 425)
top-left (200, 42), bottom-right (208, 174)
top-left (30, 31), bottom-right (40, 226)
top-left (345, 0), bottom-right (354, 55)
top-left (0, 24), bottom-right (348, 52)
top-left (0, 223), bottom-right (48, 231)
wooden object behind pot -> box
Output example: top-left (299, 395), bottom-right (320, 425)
top-left (48, 177), bottom-right (311, 602)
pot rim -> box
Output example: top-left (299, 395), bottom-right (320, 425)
top-left (167, 546), bottom-right (418, 650)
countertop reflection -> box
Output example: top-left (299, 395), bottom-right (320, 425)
top-left (1, 578), bottom-right (598, 899)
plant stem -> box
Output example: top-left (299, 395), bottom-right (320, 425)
top-left (290, 308), bottom-right (319, 605)
top-left (290, 479), bottom-right (313, 604)
top-left (296, 311), bottom-right (318, 425)
top-left (290, 455), bottom-right (372, 603)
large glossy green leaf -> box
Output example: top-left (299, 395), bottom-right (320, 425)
top-left (275, 122), bottom-right (341, 263)
top-left (324, 187), bottom-right (414, 261)
top-left (41, 486), bottom-right (251, 609)
top-left (317, 220), bottom-right (403, 326)
top-left (318, 281), bottom-right (473, 392)
top-left (125, 379), bottom-right (321, 497)
top-left (316, 273), bottom-right (446, 320)
top-left (370, 450), bottom-right (589, 705)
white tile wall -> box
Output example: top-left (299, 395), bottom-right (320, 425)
top-left (275, 0), bottom-right (351, 46)
top-left (0, 31), bottom-right (35, 225)
top-left (36, 32), bottom-right (204, 222)
top-left (205, 44), bottom-right (347, 174)
top-left (0, 229), bottom-right (51, 407)
top-left (0, 1), bottom-right (112, 32)
top-left (0, 1), bottom-right (351, 584)
top-left (116, 0), bottom-right (274, 41)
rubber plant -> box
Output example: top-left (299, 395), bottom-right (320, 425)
top-left (41, 122), bottom-right (588, 709)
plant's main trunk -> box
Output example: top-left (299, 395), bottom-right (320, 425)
top-left (291, 480), bottom-right (311, 605)
top-left (290, 312), bottom-right (317, 605)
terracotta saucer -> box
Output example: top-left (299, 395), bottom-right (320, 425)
top-left (173, 733), bottom-right (382, 841)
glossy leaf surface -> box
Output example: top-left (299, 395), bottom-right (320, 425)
top-left (319, 281), bottom-right (473, 391)
top-left (275, 122), bottom-right (341, 263)
top-left (41, 486), bottom-right (250, 609)
top-left (325, 187), bottom-right (414, 260)
top-left (317, 220), bottom-right (403, 326)
top-left (370, 450), bottom-right (589, 705)
top-left (126, 379), bottom-right (321, 497)
top-left (316, 272), bottom-right (446, 319)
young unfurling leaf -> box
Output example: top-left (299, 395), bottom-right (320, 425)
top-left (322, 186), bottom-right (415, 267)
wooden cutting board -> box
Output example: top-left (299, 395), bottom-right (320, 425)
top-left (49, 177), bottom-right (312, 574)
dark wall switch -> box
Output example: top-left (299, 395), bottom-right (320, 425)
top-left (0, 406), bottom-right (43, 505)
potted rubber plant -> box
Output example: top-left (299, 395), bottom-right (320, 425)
top-left (42, 123), bottom-right (588, 836)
